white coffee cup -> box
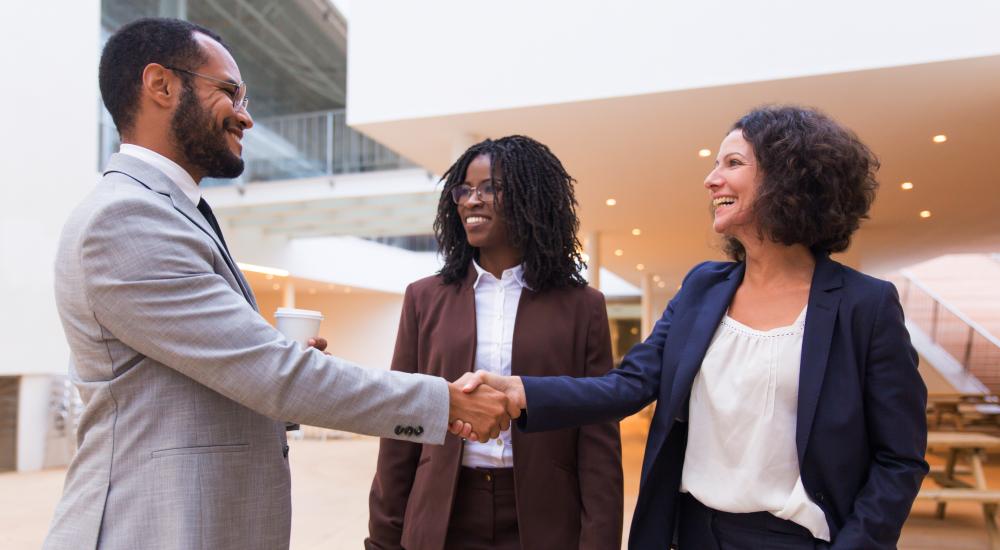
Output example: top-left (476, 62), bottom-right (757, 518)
top-left (275, 308), bottom-right (324, 348)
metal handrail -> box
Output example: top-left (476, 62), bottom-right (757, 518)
top-left (98, 107), bottom-right (414, 184)
top-left (900, 269), bottom-right (1000, 350)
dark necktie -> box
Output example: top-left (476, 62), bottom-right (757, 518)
top-left (197, 198), bottom-right (230, 254)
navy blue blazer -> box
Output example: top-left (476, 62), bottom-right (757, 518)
top-left (519, 254), bottom-right (928, 549)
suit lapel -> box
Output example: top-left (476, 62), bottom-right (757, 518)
top-left (450, 267), bottom-right (480, 381)
top-left (795, 255), bottom-right (843, 464)
top-left (667, 263), bottom-right (743, 417)
top-left (509, 286), bottom-right (536, 377)
top-left (103, 154), bottom-right (257, 307)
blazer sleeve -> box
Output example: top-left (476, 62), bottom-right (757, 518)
top-left (78, 198), bottom-right (450, 443)
top-left (832, 282), bottom-right (929, 549)
top-left (577, 290), bottom-right (624, 550)
top-left (366, 285), bottom-right (424, 550)
top-left (518, 263), bottom-right (707, 432)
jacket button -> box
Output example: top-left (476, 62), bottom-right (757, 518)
top-left (394, 425), bottom-right (403, 435)
top-left (282, 444), bottom-right (290, 458)
top-left (415, 426), bottom-right (424, 436)
top-left (405, 426), bottom-right (415, 436)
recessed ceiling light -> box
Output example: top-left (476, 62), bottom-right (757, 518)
top-left (698, 149), bottom-right (712, 158)
top-left (264, 274), bottom-right (274, 280)
top-left (308, 288), bottom-right (317, 295)
top-left (900, 181), bottom-right (914, 190)
top-left (636, 263), bottom-right (645, 271)
top-left (272, 283), bottom-right (280, 291)
top-left (932, 134), bottom-right (947, 143)
top-left (605, 198), bottom-right (617, 206)
top-left (653, 275), bottom-right (661, 282)
top-left (657, 281), bottom-right (666, 288)
top-left (345, 288), bottom-right (353, 293)
top-left (614, 249), bottom-right (624, 257)
top-left (920, 210), bottom-right (932, 218)
top-left (327, 284), bottom-right (336, 290)
top-left (631, 228), bottom-right (641, 236)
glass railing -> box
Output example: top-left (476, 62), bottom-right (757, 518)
top-left (99, 108), bottom-right (415, 185)
top-left (898, 272), bottom-right (1000, 392)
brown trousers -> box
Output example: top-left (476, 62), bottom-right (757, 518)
top-left (444, 467), bottom-right (521, 550)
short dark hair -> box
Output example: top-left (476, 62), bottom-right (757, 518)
top-left (434, 135), bottom-right (587, 292)
top-left (726, 105), bottom-right (879, 261)
top-left (99, 18), bottom-right (227, 135)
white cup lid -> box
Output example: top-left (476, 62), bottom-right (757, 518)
top-left (275, 307), bottom-right (324, 320)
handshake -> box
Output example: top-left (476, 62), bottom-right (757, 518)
top-left (445, 371), bottom-right (527, 442)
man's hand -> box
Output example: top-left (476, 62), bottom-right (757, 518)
top-left (449, 371), bottom-right (526, 438)
top-left (307, 337), bottom-right (331, 355)
top-left (447, 381), bottom-right (511, 442)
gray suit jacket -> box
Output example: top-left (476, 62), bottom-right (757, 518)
top-left (44, 154), bottom-right (449, 550)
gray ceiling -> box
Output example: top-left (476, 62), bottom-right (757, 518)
top-left (102, 0), bottom-right (347, 117)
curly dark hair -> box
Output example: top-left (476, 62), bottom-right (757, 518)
top-left (99, 18), bottom-right (227, 136)
top-left (434, 135), bottom-right (587, 291)
top-left (724, 105), bottom-right (879, 261)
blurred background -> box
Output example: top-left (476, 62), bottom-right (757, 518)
top-left (1, 1), bottom-right (999, 548)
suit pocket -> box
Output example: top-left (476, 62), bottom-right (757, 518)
top-left (151, 443), bottom-right (250, 458)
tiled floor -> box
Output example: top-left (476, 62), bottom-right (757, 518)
top-left (1, 418), bottom-right (997, 549)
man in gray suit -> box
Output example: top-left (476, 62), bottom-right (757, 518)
top-left (45, 18), bottom-right (511, 550)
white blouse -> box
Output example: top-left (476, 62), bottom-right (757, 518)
top-left (680, 307), bottom-right (831, 541)
top-left (461, 261), bottom-right (526, 468)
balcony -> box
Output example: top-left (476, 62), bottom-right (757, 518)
top-left (99, 108), bottom-right (415, 185)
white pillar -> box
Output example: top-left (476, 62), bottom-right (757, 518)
top-left (640, 272), bottom-right (654, 339)
top-left (0, 0), bottom-right (100, 471)
top-left (17, 376), bottom-right (53, 471)
top-left (282, 280), bottom-right (297, 308)
top-left (585, 231), bottom-right (601, 290)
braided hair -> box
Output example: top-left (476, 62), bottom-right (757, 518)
top-left (433, 135), bottom-right (587, 291)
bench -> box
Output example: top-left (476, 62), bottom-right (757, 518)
top-left (918, 488), bottom-right (1000, 503)
top-left (920, 431), bottom-right (1000, 549)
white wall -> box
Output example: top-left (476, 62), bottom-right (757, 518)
top-left (348, 0), bottom-right (1000, 125)
top-left (255, 289), bottom-right (404, 371)
top-left (0, 0), bottom-right (101, 376)
top-left (0, 0), bottom-right (101, 470)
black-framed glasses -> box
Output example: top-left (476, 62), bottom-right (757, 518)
top-left (163, 65), bottom-right (249, 112)
top-left (450, 182), bottom-right (497, 204)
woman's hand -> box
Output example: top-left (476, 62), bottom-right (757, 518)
top-left (448, 371), bottom-right (526, 438)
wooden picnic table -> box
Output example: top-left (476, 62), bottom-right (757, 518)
top-left (927, 393), bottom-right (1000, 431)
top-left (921, 431), bottom-right (1000, 549)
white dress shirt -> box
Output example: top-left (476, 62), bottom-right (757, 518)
top-left (461, 260), bottom-right (527, 468)
top-left (680, 307), bottom-right (831, 541)
top-left (119, 144), bottom-right (201, 205)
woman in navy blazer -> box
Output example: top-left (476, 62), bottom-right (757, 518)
top-left (456, 106), bottom-right (929, 549)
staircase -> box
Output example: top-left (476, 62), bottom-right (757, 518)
top-left (894, 254), bottom-right (1000, 394)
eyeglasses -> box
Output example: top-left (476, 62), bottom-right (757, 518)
top-left (450, 182), bottom-right (497, 204)
top-left (163, 65), bottom-right (249, 112)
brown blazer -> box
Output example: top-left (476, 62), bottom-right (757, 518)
top-left (366, 269), bottom-right (624, 550)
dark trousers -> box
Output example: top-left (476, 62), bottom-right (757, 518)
top-left (678, 492), bottom-right (831, 550)
top-left (444, 467), bottom-right (520, 550)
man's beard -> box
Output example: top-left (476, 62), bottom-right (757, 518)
top-left (171, 85), bottom-right (245, 179)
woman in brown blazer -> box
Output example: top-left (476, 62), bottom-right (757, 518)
top-left (366, 135), bottom-right (623, 550)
